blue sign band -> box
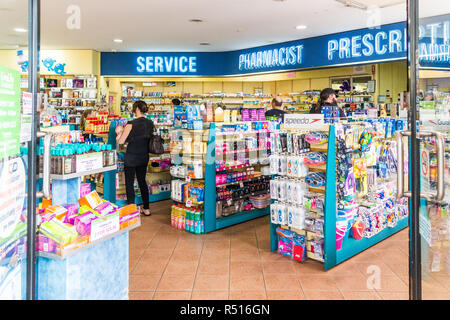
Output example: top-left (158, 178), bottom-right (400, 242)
top-left (101, 14), bottom-right (450, 76)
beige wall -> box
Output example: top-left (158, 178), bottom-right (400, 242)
top-left (0, 49), bottom-right (100, 75)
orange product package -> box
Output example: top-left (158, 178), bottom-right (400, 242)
top-left (44, 205), bottom-right (68, 221)
top-left (78, 190), bottom-right (103, 209)
top-left (42, 198), bottom-right (52, 209)
top-left (118, 204), bottom-right (138, 217)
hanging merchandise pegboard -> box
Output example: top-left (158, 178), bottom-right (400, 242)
top-left (269, 117), bottom-right (409, 270)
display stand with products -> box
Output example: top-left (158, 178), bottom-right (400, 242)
top-left (170, 120), bottom-right (275, 234)
top-left (35, 129), bottom-right (140, 299)
top-left (104, 119), bottom-right (172, 206)
top-left (269, 118), bottom-right (409, 270)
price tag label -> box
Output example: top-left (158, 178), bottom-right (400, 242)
top-left (186, 176), bottom-right (191, 183)
top-left (239, 181), bottom-right (244, 188)
top-left (186, 199), bottom-right (192, 208)
top-left (227, 198), bottom-right (232, 206)
top-left (90, 212), bottom-right (120, 242)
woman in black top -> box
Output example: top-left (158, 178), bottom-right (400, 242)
top-left (116, 101), bottom-right (155, 216)
top-left (309, 88), bottom-right (346, 118)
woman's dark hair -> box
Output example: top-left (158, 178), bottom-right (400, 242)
top-left (172, 98), bottom-right (181, 106)
top-left (310, 88), bottom-right (337, 113)
top-left (80, 108), bottom-right (94, 130)
top-left (132, 100), bottom-right (148, 114)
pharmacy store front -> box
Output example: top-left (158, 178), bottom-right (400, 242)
top-left (1, 0), bottom-right (449, 301)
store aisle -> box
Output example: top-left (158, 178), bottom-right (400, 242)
top-left (128, 200), bottom-right (449, 300)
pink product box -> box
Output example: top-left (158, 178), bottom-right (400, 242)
top-left (250, 109), bottom-right (258, 121)
top-left (39, 211), bottom-right (55, 225)
top-left (258, 109), bottom-right (265, 121)
top-left (119, 211), bottom-right (140, 224)
top-left (80, 183), bottom-right (91, 198)
top-left (94, 202), bottom-right (116, 217)
top-left (74, 211), bottom-right (98, 236)
top-left (242, 109), bottom-right (250, 121)
top-left (36, 234), bottom-right (57, 253)
top-left (216, 174), bottom-right (226, 185)
top-left (63, 204), bottom-right (79, 225)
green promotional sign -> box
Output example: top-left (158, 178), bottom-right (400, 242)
top-left (420, 101), bottom-right (435, 110)
top-left (0, 66), bottom-right (21, 160)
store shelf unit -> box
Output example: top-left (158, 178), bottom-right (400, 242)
top-left (104, 120), bottom-right (171, 205)
top-left (269, 125), bottom-right (408, 270)
top-left (170, 122), bottom-right (272, 233)
top-left (205, 123), bottom-right (270, 233)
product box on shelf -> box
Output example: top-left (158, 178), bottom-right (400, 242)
top-left (36, 191), bottom-right (140, 257)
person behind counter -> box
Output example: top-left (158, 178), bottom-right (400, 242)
top-left (115, 100), bottom-right (155, 216)
top-left (80, 108), bottom-right (96, 140)
top-left (265, 96), bottom-right (286, 122)
top-left (309, 88), bottom-right (346, 118)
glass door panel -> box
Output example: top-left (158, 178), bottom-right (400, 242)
top-left (0, 0), bottom-right (31, 300)
top-left (417, 1), bottom-right (450, 300)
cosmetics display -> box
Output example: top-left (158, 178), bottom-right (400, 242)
top-left (169, 119), bottom-right (276, 233)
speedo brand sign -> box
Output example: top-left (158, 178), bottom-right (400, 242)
top-left (283, 114), bottom-right (325, 129)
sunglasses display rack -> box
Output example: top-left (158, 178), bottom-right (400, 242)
top-left (169, 121), bottom-right (276, 233)
top-left (269, 120), bottom-right (409, 270)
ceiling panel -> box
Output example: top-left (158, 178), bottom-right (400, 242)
top-left (0, 0), bottom-right (447, 52)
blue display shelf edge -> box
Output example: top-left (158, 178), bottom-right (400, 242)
top-left (215, 207), bottom-right (270, 230)
top-left (331, 217), bottom-right (408, 269)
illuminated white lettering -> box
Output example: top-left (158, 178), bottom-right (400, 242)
top-left (339, 38), bottom-right (351, 59)
top-left (427, 23), bottom-right (440, 44)
top-left (250, 52), bottom-right (257, 69)
top-left (272, 49), bottom-right (279, 66)
top-left (444, 21), bottom-right (450, 45)
top-left (239, 55), bottom-right (245, 70)
top-left (279, 48), bottom-right (286, 66)
top-left (288, 46), bottom-right (296, 64)
top-left (375, 32), bottom-right (387, 55)
top-left (179, 57), bottom-right (188, 72)
top-left (137, 56), bottom-right (145, 72)
top-left (351, 36), bottom-right (362, 57)
top-left (164, 57), bottom-right (173, 72)
top-left (296, 45), bottom-right (303, 64)
top-left (154, 56), bottom-right (163, 72)
top-left (262, 50), bottom-right (272, 68)
top-left (146, 56), bottom-right (154, 72)
top-left (174, 57), bottom-right (179, 72)
top-left (328, 40), bottom-right (338, 60)
top-left (189, 57), bottom-right (197, 72)
top-left (362, 34), bottom-right (374, 56)
top-left (256, 51), bottom-right (262, 68)
top-left (389, 30), bottom-right (402, 53)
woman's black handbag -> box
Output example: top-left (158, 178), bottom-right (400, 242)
top-left (149, 134), bottom-right (164, 154)
top-left (147, 120), bottom-right (164, 154)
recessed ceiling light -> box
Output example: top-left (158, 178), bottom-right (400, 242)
top-left (295, 25), bottom-right (307, 30)
top-left (14, 28), bottom-right (27, 33)
top-left (113, 39), bottom-right (123, 43)
top-left (199, 42), bottom-right (210, 46)
top-left (189, 19), bottom-right (203, 23)
top-left (273, 0), bottom-right (287, 2)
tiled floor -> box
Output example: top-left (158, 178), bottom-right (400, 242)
top-left (128, 200), bottom-right (450, 300)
